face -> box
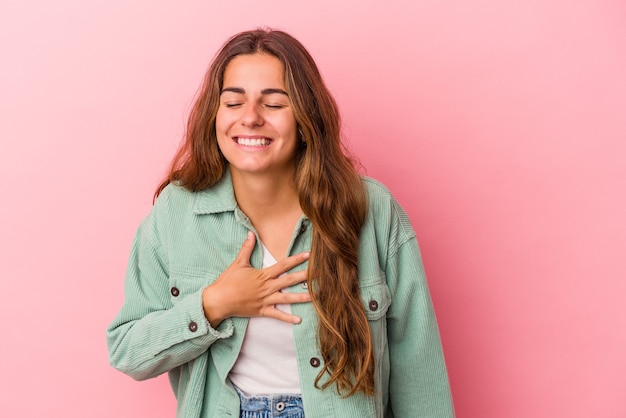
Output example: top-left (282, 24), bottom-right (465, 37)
top-left (216, 53), bottom-right (298, 179)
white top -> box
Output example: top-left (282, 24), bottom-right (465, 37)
top-left (228, 244), bottom-right (301, 395)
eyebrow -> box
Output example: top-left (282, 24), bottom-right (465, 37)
top-left (221, 87), bottom-right (289, 96)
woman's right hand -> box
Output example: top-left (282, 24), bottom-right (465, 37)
top-left (201, 231), bottom-right (311, 327)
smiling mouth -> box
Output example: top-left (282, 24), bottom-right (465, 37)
top-left (234, 137), bottom-right (272, 147)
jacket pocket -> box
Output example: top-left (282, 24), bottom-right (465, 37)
top-left (360, 279), bottom-right (391, 321)
top-left (359, 279), bottom-right (391, 417)
top-left (360, 279), bottom-right (391, 353)
top-left (168, 273), bottom-right (213, 304)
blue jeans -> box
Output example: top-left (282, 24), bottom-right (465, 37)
top-left (235, 386), bottom-right (305, 418)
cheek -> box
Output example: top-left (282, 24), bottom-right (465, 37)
top-left (215, 114), bottom-right (238, 150)
top-left (277, 114), bottom-right (297, 137)
top-left (214, 114), bottom-right (231, 153)
top-left (215, 111), bottom-right (227, 135)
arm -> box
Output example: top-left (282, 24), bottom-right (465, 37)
top-left (106, 213), bottom-right (233, 381)
top-left (385, 202), bottom-right (455, 417)
top-left (107, 203), bottom-right (310, 381)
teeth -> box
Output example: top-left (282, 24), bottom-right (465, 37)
top-left (237, 137), bottom-right (270, 146)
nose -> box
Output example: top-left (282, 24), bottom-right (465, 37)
top-left (240, 103), bottom-right (264, 127)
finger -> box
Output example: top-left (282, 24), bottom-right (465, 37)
top-left (261, 306), bottom-right (306, 324)
top-left (271, 270), bottom-right (308, 291)
top-left (235, 231), bottom-right (256, 265)
top-left (266, 291), bottom-right (311, 306)
top-left (267, 251), bottom-right (310, 276)
top-left (262, 270), bottom-right (308, 294)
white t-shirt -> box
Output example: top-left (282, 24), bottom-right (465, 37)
top-left (228, 244), bottom-right (301, 394)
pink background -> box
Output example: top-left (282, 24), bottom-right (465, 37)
top-left (1, 1), bottom-right (625, 416)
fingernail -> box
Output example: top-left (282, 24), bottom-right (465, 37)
top-left (302, 252), bottom-right (310, 259)
top-left (247, 231), bottom-right (254, 240)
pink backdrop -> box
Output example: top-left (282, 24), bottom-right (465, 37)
top-left (1, 1), bottom-right (625, 416)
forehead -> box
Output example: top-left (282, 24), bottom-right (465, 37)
top-left (222, 53), bottom-right (285, 89)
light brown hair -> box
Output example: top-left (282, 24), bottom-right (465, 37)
top-left (156, 28), bottom-right (373, 396)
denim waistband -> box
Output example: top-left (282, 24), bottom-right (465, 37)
top-left (234, 386), bottom-right (304, 418)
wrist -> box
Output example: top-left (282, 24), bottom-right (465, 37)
top-left (202, 285), bottom-right (227, 328)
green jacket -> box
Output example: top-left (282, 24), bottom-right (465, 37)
top-left (107, 171), bottom-right (455, 417)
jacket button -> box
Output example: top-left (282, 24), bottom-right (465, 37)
top-left (369, 300), bottom-right (379, 311)
top-left (188, 321), bottom-right (198, 332)
top-left (170, 287), bottom-right (180, 297)
top-left (310, 357), bottom-right (321, 367)
top-left (301, 282), bottom-right (308, 289)
top-left (298, 223), bottom-right (307, 234)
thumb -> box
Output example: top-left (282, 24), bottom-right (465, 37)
top-left (236, 231), bottom-right (256, 265)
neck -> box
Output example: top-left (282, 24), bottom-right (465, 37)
top-left (229, 166), bottom-right (301, 223)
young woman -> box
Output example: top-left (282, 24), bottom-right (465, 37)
top-left (107, 29), bottom-right (455, 418)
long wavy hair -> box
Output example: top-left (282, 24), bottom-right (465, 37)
top-left (156, 29), bottom-right (373, 397)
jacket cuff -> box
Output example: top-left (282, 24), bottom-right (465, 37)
top-left (177, 287), bottom-right (234, 347)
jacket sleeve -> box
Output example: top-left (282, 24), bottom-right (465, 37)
top-left (385, 199), bottom-right (455, 417)
top-left (106, 197), bottom-right (233, 381)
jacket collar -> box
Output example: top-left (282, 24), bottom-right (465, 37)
top-left (192, 169), bottom-right (238, 215)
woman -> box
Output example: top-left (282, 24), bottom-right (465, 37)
top-left (107, 28), bottom-right (455, 417)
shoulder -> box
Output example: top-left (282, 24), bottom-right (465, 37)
top-left (136, 183), bottom-right (196, 239)
top-left (361, 176), bottom-right (396, 212)
top-left (155, 181), bottom-right (196, 202)
top-left (151, 182), bottom-right (198, 215)
top-left (361, 176), bottom-right (416, 243)
top-left (361, 176), bottom-right (392, 198)
top-left (153, 176), bottom-right (237, 220)
top-left (361, 176), bottom-right (403, 216)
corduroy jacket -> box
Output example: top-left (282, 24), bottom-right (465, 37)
top-left (107, 171), bottom-right (455, 417)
